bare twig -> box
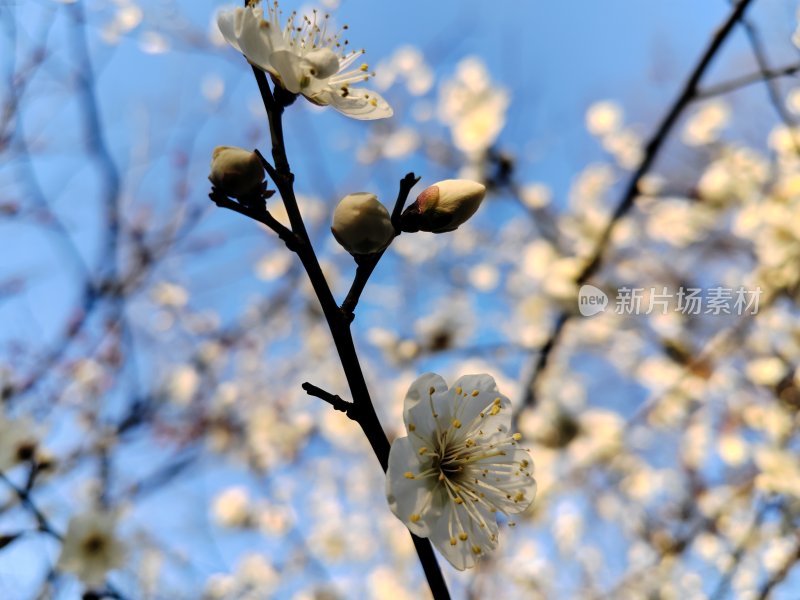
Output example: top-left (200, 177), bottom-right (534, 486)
top-left (340, 172), bottom-right (420, 321)
top-left (736, 10), bottom-right (800, 153)
top-left (209, 188), bottom-right (299, 251)
top-left (302, 382), bottom-right (357, 419)
top-left (697, 62), bottom-right (800, 99)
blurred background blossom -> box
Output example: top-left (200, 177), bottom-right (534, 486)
top-left (1, 0), bottom-right (800, 598)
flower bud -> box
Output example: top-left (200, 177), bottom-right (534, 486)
top-left (331, 193), bottom-right (395, 255)
top-left (400, 179), bottom-right (486, 233)
top-left (208, 146), bottom-right (265, 198)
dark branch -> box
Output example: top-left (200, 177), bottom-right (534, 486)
top-left (209, 188), bottom-right (300, 251)
top-left (302, 382), bottom-right (358, 419)
top-left (391, 172), bottom-right (421, 229)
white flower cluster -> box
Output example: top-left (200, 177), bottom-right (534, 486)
top-left (439, 57), bottom-right (509, 156)
top-left (56, 510), bottom-right (126, 588)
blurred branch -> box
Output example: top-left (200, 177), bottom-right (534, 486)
top-left (68, 0), bottom-right (122, 279)
top-left (710, 500), bottom-right (770, 600)
top-left (0, 473), bottom-right (60, 540)
top-left (697, 61), bottom-right (800, 99)
top-left (1, 472), bottom-right (131, 599)
top-left (736, 10), bottom-right (800, 152)
top-left (520, 0), bottom-right (756, 410)
top-left (756, 538), bottom-right (800, 599)
top-left (601, 479), bottom-right (756, 599)
top-left (7, 0), bottom-right (126, 402)
top-left (628, 286), bottom-right (776, 426)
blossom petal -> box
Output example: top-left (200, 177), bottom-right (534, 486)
top-left (216, 8), bottom-right (244, 53)
top-left (217, 7), bottom-right (275, 74)
top-left (403, 373), bottom-right (451, 455)
top-left (404, 373), bottom-right (449, 415)
top-left (444, 374), bottom-right (505, 433)
top-left (386, 436), bottom-right (442, 537)
top-left (269, 50), bottom-right (330, 97)
top-left (430, 499), bottom-right (499, 571)
top-left (305, 48), bottom-right (340, 79)
top-left (317, 87), bottom-right (394, 121)
top-left (269, 50), bottom-right (305, 94)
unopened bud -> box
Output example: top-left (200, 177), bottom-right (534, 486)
top-left (331, 193), bottom-right (395, 255)
top-left (400, 179), bottom-right (486, 233)
top-left (208, 146), bottom-right (265, 198)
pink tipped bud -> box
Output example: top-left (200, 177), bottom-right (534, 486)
top-left (331, 192), bottom-right (395, 255)
top-left (208, 146), bottom-right (265, 199)
top-left (400, 179), bottom-right (486, 233)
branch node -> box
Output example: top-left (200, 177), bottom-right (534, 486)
top-left (302, 382), bottom-right (358, 420)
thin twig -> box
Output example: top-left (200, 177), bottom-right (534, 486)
top-left (0, 473), bottom-right (61, 540)
top-left (302, 382), bottom-right (358, 419)
top-left (736, 9), bottom-right (800, 153)
top-left (697, 61), bottom-right (800, 99)
top-left (709, 500), bottom-right (770, 600)
top-left (209, 189), bottom-right (300, 251)
top-left (340, 172), bottom-right (420, 322)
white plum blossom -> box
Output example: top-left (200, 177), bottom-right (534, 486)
top-left (438, 57), bottom-right (509, 155)
top-left (0, 414), bottom-right (38, 472)
top-left (400, 179), bottom-right (486, 234)
top-left (331, 192), bottom-right (395, 254)
top-left (217, 1), bottom-right (392, 120)
top-left (386, 373), bottom-right (536, 570)
top-left (56, 510), bottom-right (126, 588)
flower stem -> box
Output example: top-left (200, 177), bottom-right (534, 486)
top-left (340, 172), bottom-right (420, 322)
top-left (246, 72), bottom-right (451, 600)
